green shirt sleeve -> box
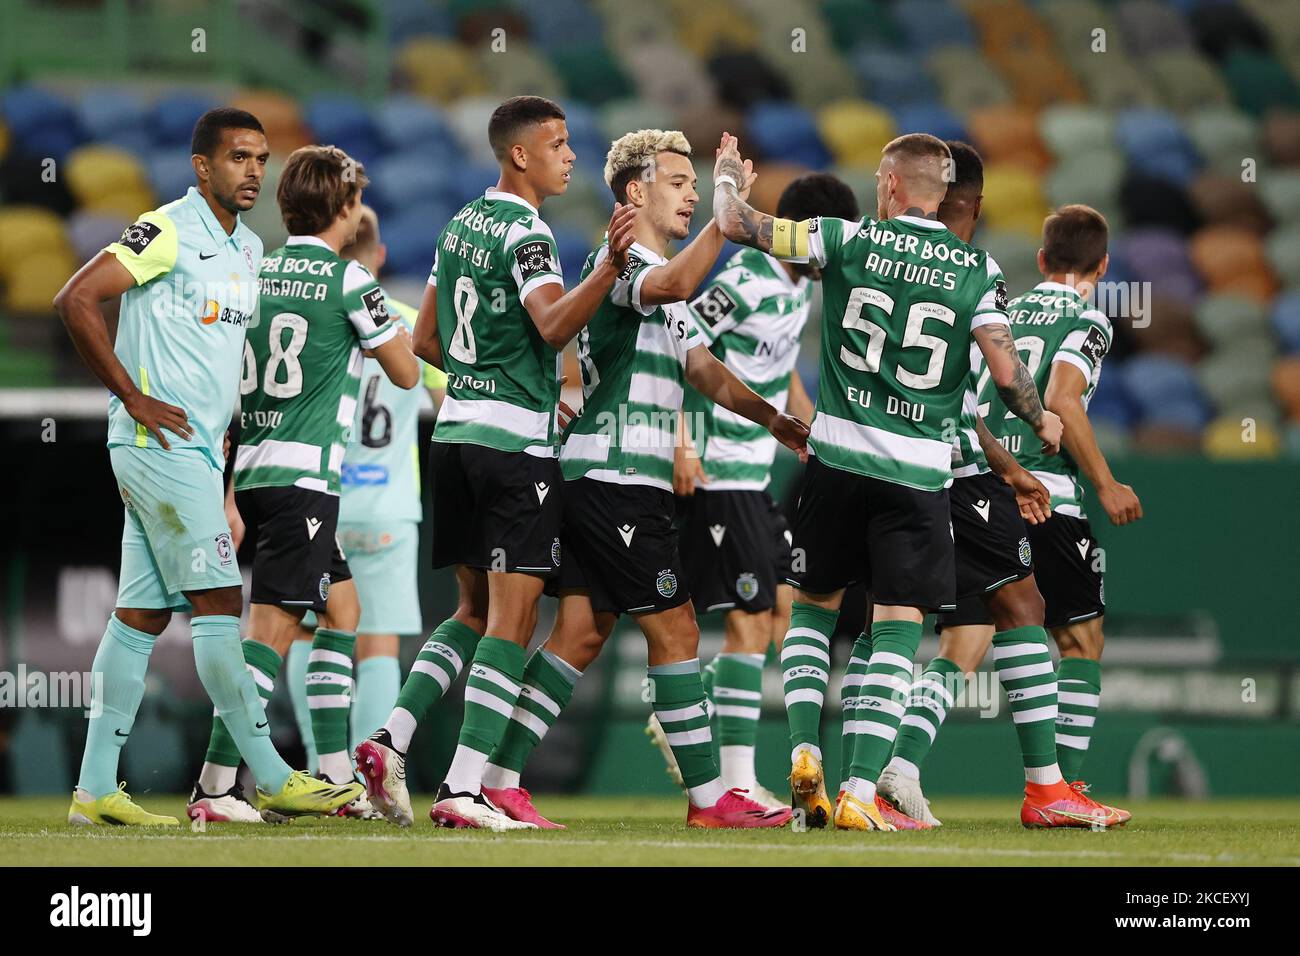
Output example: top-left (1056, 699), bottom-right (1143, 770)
top-left (104, 210), bottom-right (179, 286)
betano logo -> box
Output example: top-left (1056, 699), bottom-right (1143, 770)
top-left (49, 886), bottom-right (151, 936)
top-left (201, 299), bottom-right (220, 325)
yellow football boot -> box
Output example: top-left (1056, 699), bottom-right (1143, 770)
top-left (833, 790), bottom-right (895, 831)
top-left (788, 749), bottom-right (833, 829)
top-left (256, 770), bottom-right (362, 818)
top-left (68, 783), bottom-right (180, 827)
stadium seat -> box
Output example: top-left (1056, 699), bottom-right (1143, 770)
top-left (76, 88), bottom-right (149, 144)
top-left (1115, 108), bottom-right (1202, 186)
top-left (1116, 0), bottom-right (1196, 57)
top-left (65, 210), bottom-right (129, 265)
top-left (821, 0), bottom-right (902, 53)
top-left (1186, 0), bottom-right (1272, 62)
top-left (976, 229), bottom-right (1041, 294)
top-left (891, 103), bottom-right (967, 144)
top-left (622, 43), bottom-right (719, 113)
top-left (926, 46), bottom-right (1013, 114)
top-left (979, 164), bottom-right (1050, 238)
top-left (383, 0), bottom-right (454, 43)
top-left (552, 46), bottom-right (635, 107)
top-left (894, 0), bottom-right (978, 54)
top-left (395, 36), bottom-right (486, 104)
top-left (816, 99), bottom-right (896, 168)
top-left (1127, 295), bottom-right (1207, 364)
top-left (1266, 224), bottom-right (1300, 288)
top-left (476, 42), bottom-right (567, 103)
top-left (1188, 173), bottom-right (1271, 233)
top-left (967, 105), bottom-right (1051, 172)
top-left (747, 101), bottom-right (831, 169)
top-left (1039, 104), bottom-right (1115, 160)
top-left (1185, 107), bottom-right (1261, 177)
top-left (1273, 355), bottom-right (1300, 417)
top-left (447, 95), bottom-right (507, 168)
top-left (674, 2), bottom-right (759, 60)
top-left (375, 96), bottom-right (458, 155)
top-left (0, 206), bottom-right (70, 273)
top-left (521, 0), bottom-right (607, 52)
top-left (367, 152), bottom-right (456, 219)
top-left (145, 148), bottom-right (201, 207)
top-left (598, 99), bottom-right (678, 148)
top-left (850, 48), bottom-right (940, 110)
top-left (1272, 292), bottom-right (1300, 354)
top-left (991, 47), bottom-right (1087, 112)
top-left (1044, 150), bottom-right (1124, 221)
top-left (1146, 51), bottom-right (1233, 112)
top-left (1222, 49), bottom-right (1300, 116)
top-left (1197, 338), bottom-right (1280, 415)
top-left (1073, 51), bottom-right (1163, 111)
top-left (1262, 111), bottom-right (1300, 166)
top-left (1193, 293), bottom-right (1270, 348)
top-left (1086, 359), bottom-right (1141, 429)
top-left (1, 85), bottom-right (86, 161)
top-left (1120, 171), bottom-right (1200, 234)
top-left (150, 92), bottom-right (220, 149)
top-left (1120, 227), bottom-right (1202, 304)
top-left (599, 2), bottom-right (676, 54)
top-left (3, 249), bottom-right (77, 314)
top-left (64, 145), bottom-right (155, 219)
top-left (1118, 353), bottom-right (1212, 430)
top-left (1260, 171), bottom-right (1300, 227)
top-left (1189, 224), bottom-right (1278, 301)
top-left (231, 90), bottom-right (311, 156)
top-left (381, 201), bottom-right (458, 279)
top-left (1202, 413), bottom-right (1282, 458)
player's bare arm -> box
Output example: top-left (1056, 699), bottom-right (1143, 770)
top-left (712, 134), bottom-right (774, 251)
top-left (685, 345), bottom-right (809, 460)
top-left (370, 321), bottom-right (421, 389)
top-left (787, 366), bottom-right (815, 423)
top-left (974, 322), bottom-right (1063, 454)
top-left (524, 203), bottom-right (638, 349)
top-left (673, 409), bottom-right (708, 496)
top-left (976, 413), bottom-right (1050, 524)
top-left (412, 281), bottom-right (444, 369)
top-left (53, 251), bottom-right (193, 448)
top-left (1044, 362), bottom-right (1142, 526)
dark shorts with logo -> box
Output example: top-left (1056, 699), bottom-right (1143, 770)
top-left (786, 455), bottom-right (955, 613)
top-left (428, 440), bottom-right (563, 578)
top-left (237, 485), bottom-right (351, 612)
top-left (679, 488), bottom-right (791, 614)
top-left (1029, 512), bottom-right (1105, 628)
top-left (552, 477), bottom-right (690, 616)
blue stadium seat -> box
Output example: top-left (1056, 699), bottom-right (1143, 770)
top-left (893, 0), bottom-right (977, 54)
top-left (1, 86), bottom-right (86, 161)
top-left (747, 101), bottom-right (832, 169)
top-left (890, 103), bottom-right (967, 144)
top-left (305, 94), bottom-right (382, 169)
top-left (381, 202), bottom-right (457, 279)
top-left (151, 92), bottom-right (220, 149)
top-left (1086, 362), bottom-right (1141, 430)
top-left (448, 161), bottom-right (503, 207)
top-left (77, 89), bottom-right (149, 143)
top-left (850, 48), bottom-right (941, 109)
top-left (1119, 354), bottom-right (1213, 429)
top-left (550, 225), bottom-right (595, 285)
top-left (384, 0), bottom-right (454, 43)
top-left (368, 152), bottom-right (456, 219)
top-left (147, 148), bottom-right (199, 204)
top-left (1272, 291), bottom-right (1300, 354)
top-left (375, 96), bottom-right (458, 154)
top-left (1115, 108), bottom-right (1202, 186)
top-left (521, 0), bottom-right (606, 51)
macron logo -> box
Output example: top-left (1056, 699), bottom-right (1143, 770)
top-left (972, 499), bottom-right (991, 522)
top-left (618, 524), bottom-right (636, 547)
top-left (305, 517), bottom-right (322, 540)
top-left (50, 886), bottom-right (151, 936)
top-left (709, 524), bottom-right (726, 547)
top-left (1076, 538), bottom-right (1090, 560)
top-left (535, 481), bottom-right (550, 504)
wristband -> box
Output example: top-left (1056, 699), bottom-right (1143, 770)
top-left (714, 174), bottom-right (740, 192)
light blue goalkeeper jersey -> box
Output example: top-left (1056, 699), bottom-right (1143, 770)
top-left (104, 186), bottom-right (262, 467)
top-left (339, 293), bottom-right (447, 524)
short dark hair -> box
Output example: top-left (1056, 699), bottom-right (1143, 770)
top-left (277, 145), bottom-right (369, 237)
top-left (776, 173), bottom-right (860, 222)
top-left (488, 95), bottom-right (566, 162)
top-left (1042, 203), bottom-right (1109, 275)
top-left (191, 107), bottom-right (265, 157)
top-left (942, 140), bottom-right (984, 195)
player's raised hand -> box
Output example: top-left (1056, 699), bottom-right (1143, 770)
top-left (1004, 466), bottom-right (1051, 525)
top-left (714, 133), bottom-right (755, 199)
top-left (1035, 409), bottom-right (1063, 456)
top-left (125, 393), bottom-right (191, 450)
top-left (1098, 480), bottom-right (1143, 526)
top-left (769, 413), bottom-right (810, 462)
top-left (605, 201), bottom-right (638, 272)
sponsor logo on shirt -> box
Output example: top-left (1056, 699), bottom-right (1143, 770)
top-left (617, 251), bottom-right (644, 283)
top-left (362, 287), bottom-right (389, 324)
top-left (994, 278), bottom-right (1008, 312)
top-left (691, 286), bottom-right (738, 327)
top-left (199, 298), bottom-right (254, 328)
top-left (117, 221), bottom-right (161, 255)
top-left (341, 463), bottom-right (390, 486)
top-left (1079, 324), bottom-right (1109, 366)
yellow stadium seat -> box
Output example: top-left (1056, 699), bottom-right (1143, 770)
top-left (0, 207), bottom-right (73, 277)
top-left (3, 249), bottom-right (78, 314)
top-left (980, 164), bottom-right (1051, 239)
top-left (1202, 413), bottom-right (1281, 459)
top-left (675, 2), bottom-right (758, 59)
top-left (64, 145), bottom-right (154, 214)
top-left (816, 99), bottom-right (896, 169)
top-left (395, 37), bottom-right (485, 105)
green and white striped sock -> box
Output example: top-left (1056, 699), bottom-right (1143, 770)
top-left (201, 639), bottom-right (281, 794)
top-left (782, 602), bottom-right (839, 761)
top-left (713, 652), bottom-right (765, 790)
top-left (385, 619), bottom-right (482, 752)
top-left (443, 637), bottom-right (525, 795)
top-left (483, 649), bottom-right (581, 789)
top-left (838, 632), bottom-right (871, 790)
top-left (886, 656), bottom-right (961, 780)
top-left (650, 658), bottom-right (726, 808)
top-left (844, 620), bottom-right (921, 802)
top-left (307, 628), bottom-right (356, 783)
top-left (1055, 656), bottom-right (1101, 781)
top-left (993, 626), bottom-right (1064, 785)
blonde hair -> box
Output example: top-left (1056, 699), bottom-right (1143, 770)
top-left (604, 129), bottom-right (692, 201)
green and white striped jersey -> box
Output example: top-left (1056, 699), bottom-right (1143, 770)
top-left (776, 215), bottom-right (1010, 491)
top-left (429, 188), bottom-right (564, 457)
top-left (979, 281), bottom-right (1113, 517)
top-left (234, 236), bottom-right (397, 495)
top-left (561, 240), bottom-right (705, 491)
top-left (950, 342), bottom-right (991, 478)
top-left (683, 247), bottom-right (811, 491)
top-left (339, 294), bottom-right (448, 525)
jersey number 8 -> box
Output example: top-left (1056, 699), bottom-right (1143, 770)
top-left (241, 312), bottom-right (309, 399)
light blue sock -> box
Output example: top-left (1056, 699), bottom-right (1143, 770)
top-left (76, 614), bottom-right (156, 798)
top-left (191, 615), bottom-right (292, 792)
top-left (351, 656), bottom-right (401, 752)
top-left (286, 640), bottom-right (317, 770)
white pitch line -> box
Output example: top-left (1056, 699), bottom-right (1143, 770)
top-left (4, 829), bottom-right (1297, 865)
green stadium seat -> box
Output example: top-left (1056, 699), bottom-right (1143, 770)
top-left (1223, 49), bottom-right (1300, 116)
top-left (1074, 50), bottom-right (1163, 111)
top-left (821, 0), bottom-right (902, 53)
top-left (1146, 51), bottom-right (1232, 113)
top-left (552, 46), bottom-right (634, 107)
top-left (1266, 223), bottom-right (1300, 287)
top-left (1260, 170), bottom-right (1300, 226)
top-left (927, 46), bottom-right (1013, 114)
top-left (598, 98), bottom-right (677, 146)
top-left (1039, 104), bottom-right (1114, 160)
top-left (1186, 107), bottom-right (1261, 178)
top-left (1044, 149), bottom-right (1124, 221)
top-left (976, 229), bottom-right (1042, 293)
top-left (1193, 293), bottom-right (1270, 349)
top-left (1197, 339), bottom-right (1280, 416)
top-left (816, 99), bottom-right (896, 169)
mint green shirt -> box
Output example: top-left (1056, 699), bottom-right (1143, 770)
top-left (105, 186), bottom-right (262, 467)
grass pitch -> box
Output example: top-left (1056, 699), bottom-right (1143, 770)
top-left (3, 795), bottom-right (1297, 866)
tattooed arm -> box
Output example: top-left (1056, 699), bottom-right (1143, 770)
top-left (973, 322), bottom-right (1063, 454)
top-left (712, 133), bottom-right (774, 250)
top-left (976, 414), bottom-right (1051, 524)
